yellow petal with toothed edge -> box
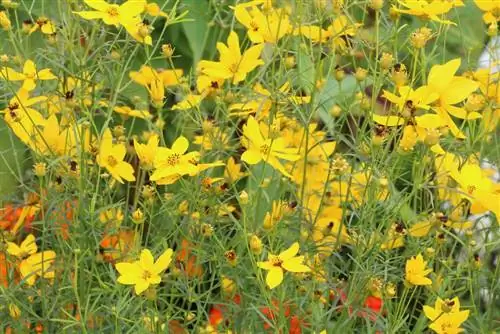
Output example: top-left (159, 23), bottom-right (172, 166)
top-left (37, 69), bottom-right (57, 81)
top-left (119, 0), bottom-right (146, 17)
top-left (428, 59), bottom-right (460, 94)
top-left (415, 114), bottom-right (444, 128)
top-left (84, 0), bottom-right (110, 11)
top-left (117, 161), bottom-right (135, 182)
top-left (153, 248), bottom-right (173, 274)
top-left (6, 242), bottom-right (22, 258)
top-left (241, 149), bottom-right (262, 165)
top-left (0, 67), bottom-right (25, 81)
top-left (116, 263), bottom-right (142, 284)
top-left (373, 113), bottom-right (404, 126)
top-left (282, 256), bottom-right (310, 272)
top-left (442, 77), bottom-right (479, 105)
top-left (134, 278), bottom-right (150, 295)
top-left (279, 242), bottom-right (300, 261)
top-left (140, 249), bottom-right (155, 267)
top-left (73, 11), bottom-right (106, 20)
top-left (265, 268), bottom-right (283, 289)
top-left (20, 234), bottom-right (37, 255)
top-left (257, 261), bottom-right (274, 270)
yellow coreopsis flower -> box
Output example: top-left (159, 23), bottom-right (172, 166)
top-left (113, 106), bottom-right (152, 120)
top-left (450, 161), bottom-right (500, 220)
top-left (1, 89), bottom-right (46, 146)
top-left (224, 157), bottom-right (248, 183)
top-left (473, 0), bottom-right (500, 25)
top-left (115, 247), bottom-right (173, 295)
top-left (241, 116), bottom-right (300, 178)
top-left (234, 5), bottom-right (291, 43)
top-left (7, 234), bottom-right (56, 286)
top-left (28, 16), bottom-right (57, 35)
top-left (393, 0), bottom-right (462, 25)
top-left (199, 31), bottom-right (264, 84)
top-left (134, 134), bottom-right (159, 170)
top-left (405, 253), bottom-right (432, 286)
top-left (97, 129), bottom-right (136, 183)
top-left (0, 10), bottom-right (11, 30)
top-left (427, 59), bottom-right (480, 138)
top-left (257, 242), bottom-right (310, 289)
top-left (423, 297), bottom-right (470, 334)
top-left (150, 136), bottom-right (200, 181)
top-left (73, 0), bottom-right (143, 27)
top-left (0, 59), bottom-right (56, 91)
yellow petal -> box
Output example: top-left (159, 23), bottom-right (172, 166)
top-left (265, 268), bottom-right (283, 289)
top-left (279, 242), bottom-right (300, 261)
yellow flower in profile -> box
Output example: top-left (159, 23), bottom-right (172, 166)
top-left (241, 116), bottom-right (300, 178)
top-left (224, 157), bottom-right (247, 183)
top-left (0, 59), bottom-right (56, 91)
top-left (405, 253), bottom-right (432, 286)
top-left (73, 0), bottom-right (144, 27)
top-left (150, 136), bottom-right (200, 181)
top-left (0, 10), bottom-right (11, 30)
top-left (113, 106), bottom-right (152, 120)
top-left (257, 242), bottom-right (310, 289)
top-left (199, 31), bottom-right (264, 84)
top-left (134, 134), bottom-right (159, 170)
top-left (171, 94), bottom-right (204, 111)
top-left (97, 129), bottom-right (136, 183)
top-left (115, 247), bottom-right (173, 295)
top-left (423, 297), bottom-right (469, 334)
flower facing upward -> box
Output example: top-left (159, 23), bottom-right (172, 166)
top-left (241, 116), bottom-right (300, 178)
top-left (97, 129), bottom-right (136, 183)
top-left (115, 248), bottom-right (173, 295)
top-left (150, 136), bottom-right (200, 181)
top-left (405, 253), bottom-right (432, 286)
top-left (199, 31), bottom-right (264, 84)
top-left (257, 242), bottom-right (310, 289)
top-left (423, 297), bottom-right (469, 334)
top-left (0, 59), bottom-right (56, 91)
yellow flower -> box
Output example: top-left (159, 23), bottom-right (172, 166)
top-left (97, 129), bottom-right (136, 183)
top-left (171, 94), bottom-right (204, 111)
top-left (6, 234), bottom-right (37, 258)
top-left (28, 16), bottom-right (56, 35)
top-left (150, 136), bottom-right (200, 181)
top-left (405, 253), bottom-right (432, 286)
top-left (0, 10), bottom-right (11, 30)
top-left (241, 116), bottom-right (300, 178)
top-left (427, 59), bottom-right (480, 138)
top-left (115, 247), bottom-right (173, 295)
top-left (129, 66), bottom-right (183, 105)
top-left (234, 5), bottom-right (291, 43)
top-left (199, 31), bottom-right (264, 84)
top-left (224, 157), bottom-right (247, 183)
top-left (113, 105), bottom-right (152, 120)
top-left (423, 297), bottom-right (469, 334)
top-left (474, 0), bottom-right (500, 25)
top-left (19, 251), bottom-right (56, 286)
top-left (1, 89), bottom-right (46, 146)
top-left (257, 242), bottom-right (310, 289)
top-left (450, 161), bottom-right (500, 220)
top-left (73, 0), bottom-right (144, 27)
top-left (0, 59), bottom-right (56, 91)
top-left (393, 0), bottom-right (462, 25)
top-left (134, 134), bottom-right (159, 170)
